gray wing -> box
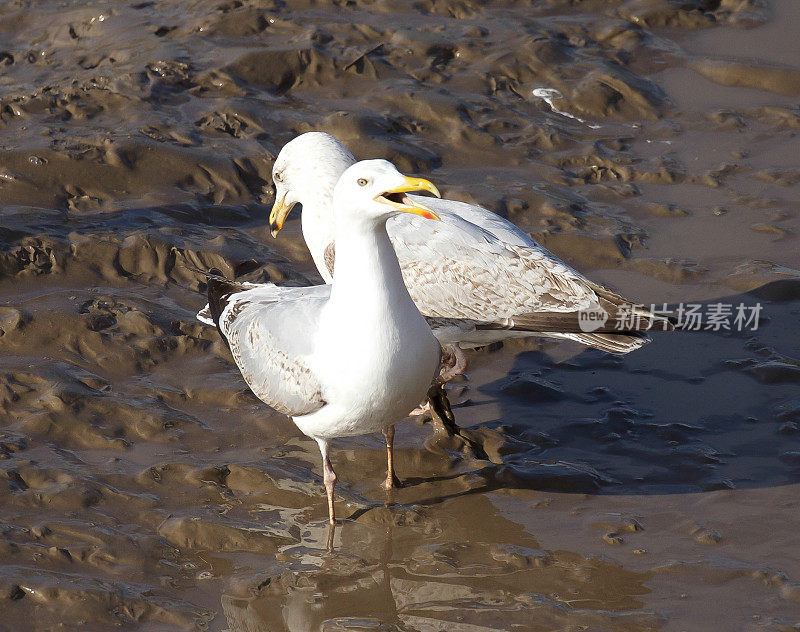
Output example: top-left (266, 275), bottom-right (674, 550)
top-left (387, 198), bottom-right (601, 322)
top-left (405, 195), bottom-right (534, 248)
top-left (217, 284), bottom-right (331, 417)
top-left (387, 197), bottom-right (670, 352)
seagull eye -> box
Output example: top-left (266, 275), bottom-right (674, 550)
top-left (357, 178), bottom-right (368, 187)
top-left (274, 172), bottom-right (283, 183)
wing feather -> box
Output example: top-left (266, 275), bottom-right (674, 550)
top-left (215, 284), bottom-right (330, 417)
top-left (385, 196), bottom-right (672, 341)
top-left (388, 213), bottom-right (599, 320)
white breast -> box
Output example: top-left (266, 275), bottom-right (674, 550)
top-left (296, 296), bottom-right (439, 439)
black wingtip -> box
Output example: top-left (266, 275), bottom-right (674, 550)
top-left (206, 267), bottom-right (240, 330)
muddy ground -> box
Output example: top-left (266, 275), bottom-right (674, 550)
top-left (1, 0), bottom-right (800, 630)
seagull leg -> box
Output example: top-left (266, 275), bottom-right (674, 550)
top-left (427, 381), bottom-right (457, 436)
top-left (381, 425), bottom-right (402, 490)
top-left (316, 438), bottom-right (338, 525)
top-left (411, 347), bottom-right (469, 418)
top-left (427, 381), bottom-right (489, 460)
top-left (408, 401), bottom-right (431, 417)
top-left (428, 344), bottom-right (468, 434)
top-left (323, 458), bottom-right (338, 525)
top-left (439, 344), bottom-right (469, 382)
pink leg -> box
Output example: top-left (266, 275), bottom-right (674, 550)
top-left (410, 345), bottom-right (467, 418)
top-left (316, 438), bottom-right (338, 525)
top-left (439, 344), bottom-right (469, 382)
top-left (381, 425), bottom-right (402, 490)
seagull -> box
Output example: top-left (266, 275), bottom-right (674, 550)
top-left (203, 160), bottom-right (443, 525)
top-left (267, 132), bottom-right (672, 415)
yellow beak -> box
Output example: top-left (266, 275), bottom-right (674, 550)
top-left (269, 193), bottom-right (296, 238)
top-left (379, 176), bottom-right (442, 220)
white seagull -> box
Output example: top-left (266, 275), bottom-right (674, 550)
top-left (204, 160), bottom-right (443, 525)
top-left (267, 133), bottom-right (672, 385)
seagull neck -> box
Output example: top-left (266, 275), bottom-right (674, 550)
top-left (300, 192), bottom-right (336, 283)
top-left (328, 218), bottom-right (410, 311)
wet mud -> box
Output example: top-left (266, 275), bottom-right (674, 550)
top-left (1, 0), bottom-right (800, 630)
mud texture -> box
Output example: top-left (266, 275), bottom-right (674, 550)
top-left (2, 0), bottom-right (800, 631)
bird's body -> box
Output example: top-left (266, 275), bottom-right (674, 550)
top-left (205, 160), bottom-right (444, 524)
top-left (295, 218), bottom-right (439, 440)
top-left (269, 132), bottom-right (671, 356)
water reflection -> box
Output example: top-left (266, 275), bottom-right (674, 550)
top-left (222, 496), bottom-right (658, 632)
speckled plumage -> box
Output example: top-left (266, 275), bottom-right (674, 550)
top-left (217, 284), bottom-right (329, 417)
top-left (389, 206), bottom-right (597, 321)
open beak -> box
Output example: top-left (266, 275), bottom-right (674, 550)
top-left (376, 176), bottom-right (442, 220)
top-left (269, 193), bottom-right (296, 238)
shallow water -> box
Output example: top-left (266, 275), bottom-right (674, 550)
top-left (1, 0), bottom-right (800, 630)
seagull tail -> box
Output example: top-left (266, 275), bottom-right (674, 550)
top-left (566, 331), bottom-right (650, 354)
top-left (188, 267), bottom-right (253, 350)
top-left (206, 268), bottom-right (243, 331)
top-left (589, 284), bottom-right (676, 332)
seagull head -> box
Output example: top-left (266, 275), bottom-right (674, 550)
top-left (332, 159), bottom-right (441, 227)
top-left (269, 132), bottom-right (356, 237)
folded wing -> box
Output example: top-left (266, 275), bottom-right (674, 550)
top-left (206, 278), bottom-right (330, 417)
top-left (386, 195), bottom-right (672, 353)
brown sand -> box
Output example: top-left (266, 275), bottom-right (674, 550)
top-left (2, 0), bottom-right (800, 630)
